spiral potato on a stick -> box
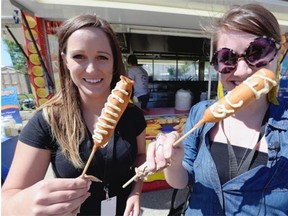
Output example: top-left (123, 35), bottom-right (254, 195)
top-left (81, 75), bottom-right (134, 177)
top-left (200, 68), bottom-right (276, 124)
top-left (122, 68), bottom-right (277, 188)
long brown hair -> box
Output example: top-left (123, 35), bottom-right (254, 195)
top-left (41, 14), bottom-right (125, 167)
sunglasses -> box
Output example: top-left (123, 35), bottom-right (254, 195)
top-left (211, 36), bottom-right (280, 74)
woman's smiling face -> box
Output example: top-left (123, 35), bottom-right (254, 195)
top-left (217, 30), bottom-right (278, 91)
top-left (63, 27), bottom-right (114, 100)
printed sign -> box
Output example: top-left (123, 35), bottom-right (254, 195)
top-left (1, 87), bottom-right (22, 124)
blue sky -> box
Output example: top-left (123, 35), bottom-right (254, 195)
top-left (1, 39), bottom-right (13, 67)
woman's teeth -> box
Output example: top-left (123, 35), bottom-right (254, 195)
top-left (85, 78), bottom-right (102, 83)
top-left (233, 81), bottom-right (242, 86)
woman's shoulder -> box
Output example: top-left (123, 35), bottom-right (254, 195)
top-left (192, 100), bottom-right (214, 110)
top-left (125, 103), bottom-right (144, 114)
top-left (118, 103), bottom-right (146, 135)
top-left (188, 100), bottom-right (214, 120)
top-left (19, 109), bottom-right (54, 149)
top-left (269, 98), bottom-right (288, 120)
top-left (121, 103), bottom-right (146, 123)
top-left (24, 109), bottom-right (46, 125)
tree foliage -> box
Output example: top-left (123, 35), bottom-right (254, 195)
top-left (3, 39), bottom-right (27, 74)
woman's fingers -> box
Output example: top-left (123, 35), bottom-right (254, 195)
top-left (38, 187), bottom-right (90, 205)
top-left (146, 141), bottom-right (157, 171)
top-left (37, 192), bottom-right (90, 215)
top-left (30, 178), bottom-right (91, 215)
top-left (44, 178), bottom-right (90, 192)
top-left (155, 133), bottom-right (167, 168)
top-left (146, 131), bottom-right (180, 171)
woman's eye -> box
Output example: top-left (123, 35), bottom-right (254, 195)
top-left (73, 55), bottom-right (85, 59)
top-left (97, 55), bottom-right (108, 60)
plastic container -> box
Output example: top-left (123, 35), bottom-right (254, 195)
top-left (200, 92), bottom-right (207, 101)
top-left (2, 115), bottom-right (17, 136)
top-left (175, 89), bottom-right (193, 111)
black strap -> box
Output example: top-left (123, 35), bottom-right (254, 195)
top-left (168, 186), bottom-right (192, 216)
top-left (224, 122), bottom-right (266, 179)
top-left (227, 138), bottom-right (259, 178)
top-left (103, 134), bottom-right (114, 194)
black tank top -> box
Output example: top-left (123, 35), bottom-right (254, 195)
top-left (210, 142), bottom-right (268, 185)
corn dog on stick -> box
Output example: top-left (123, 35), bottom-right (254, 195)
top-left (123, 68), bottom-right (277, 188)
top-left (81, 76), bottom-right (134, 177)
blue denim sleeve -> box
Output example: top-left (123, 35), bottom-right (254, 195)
top-left (182, 101), bottom-right (212, 185)
top-left (266, 98), bottom-right (288, 163)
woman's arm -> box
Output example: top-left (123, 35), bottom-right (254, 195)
top-left (2, 141), bottom-right (91, 215)
top-left (132, 129), bottom-right (146, 192)
top-left (124, 130), bottom-right (146, 216)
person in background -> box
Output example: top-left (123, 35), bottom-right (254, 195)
top-left (146, 4), bottom-right (288, 215)
top-left (2, 14), bottom-right (146, 216)
top-left (127, 54), bottom-right (150, 112)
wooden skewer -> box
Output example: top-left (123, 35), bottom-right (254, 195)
top-left (122, 162), bottom-right (149, 188)
top-left (122, 120), bottom-right (205, 188)
top-left (81, 146), bottom-right (99, 177)
top-left (171, 120), bottom-right (204, 147)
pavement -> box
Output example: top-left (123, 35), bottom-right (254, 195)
top-left (141, 187), bottom-right (188, 216)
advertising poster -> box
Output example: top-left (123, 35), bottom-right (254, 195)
top-left (1, 87), bottom-right (22, 124)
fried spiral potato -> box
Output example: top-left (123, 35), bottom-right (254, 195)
top-left (203, 68), bottom-right (276, 123)
top-left (81, 75), bottom-right (134, 177)
top-left (92, 75), bottom-right (134, 149)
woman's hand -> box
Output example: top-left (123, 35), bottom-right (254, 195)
top-left (2, 177), bottom-right (91, 216)
top-left (123, 192), bottom-right (141, 216)
top-left (146, 131), bottom-right (188, 188)
top-left (146, 131), bottom-right (183, 173)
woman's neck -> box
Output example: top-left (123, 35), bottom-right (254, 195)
top-left (80, 92), bottom-right (110, 133)
top-left (211, 97), bottom-right (269, 151)
top-left (232, 96), bottom-right (269, 126)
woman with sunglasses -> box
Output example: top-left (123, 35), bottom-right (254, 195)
top-left (146, 4), bottom-right (288, 215)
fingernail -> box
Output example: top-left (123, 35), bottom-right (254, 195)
top-left (84, 192), bottom-right (91, 201)
top-left (87, 181), bottom-right (92, 191)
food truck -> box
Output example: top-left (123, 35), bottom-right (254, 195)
top-left (5, 0), bottom-right (288, 108)
top-left (2, 0), bottom-right (288, 188)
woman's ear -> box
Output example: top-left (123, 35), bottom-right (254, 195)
top-left (61, 52), bottom-right (67, 65)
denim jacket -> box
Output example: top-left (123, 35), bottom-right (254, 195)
top-left (182, 99), bottom-right (288, 216)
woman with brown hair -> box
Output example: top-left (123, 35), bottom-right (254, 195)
top-left (146, 4), bottom-right (288, 215)
top-left (2, 14), bottom-right (146, 216)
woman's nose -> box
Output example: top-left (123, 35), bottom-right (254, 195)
top-left (233, 59), bottom-right (253, 77)
top-left (85, 60), bottom-right (97, 73)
